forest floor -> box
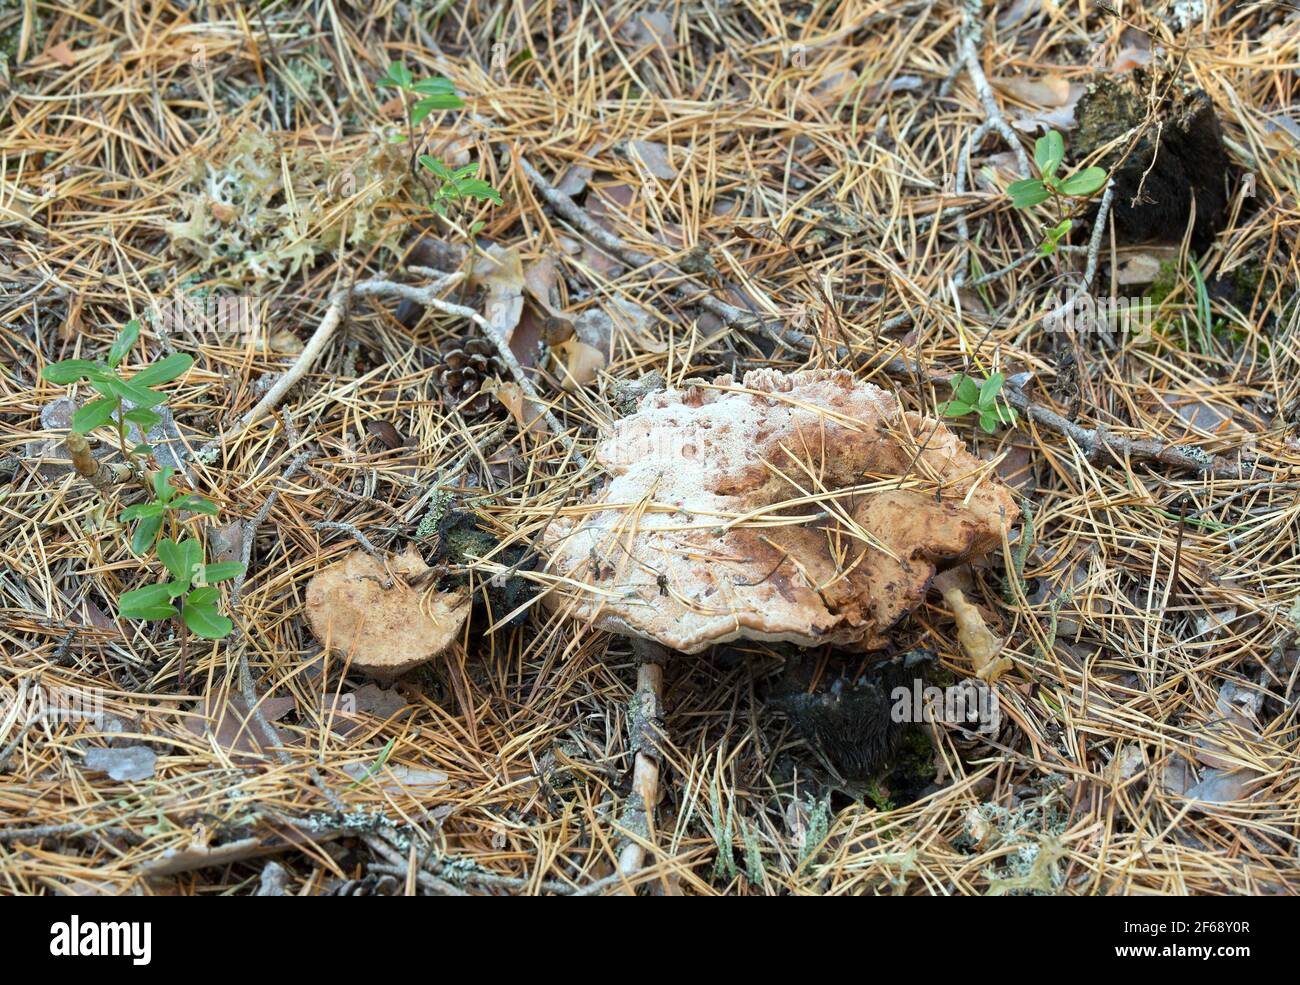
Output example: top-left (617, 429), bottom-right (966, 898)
top-left (1, 0), bottom-right (1298, 895)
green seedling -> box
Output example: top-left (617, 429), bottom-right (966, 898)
top-left (41, 321), bottom-right (243, 640)
top-left (938, 371), bottom-right (1019, 433)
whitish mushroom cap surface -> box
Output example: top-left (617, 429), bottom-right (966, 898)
top-left (544, 369), bottom-right (1018, 653)
top-left (305, 546), bottom-right (470, 679)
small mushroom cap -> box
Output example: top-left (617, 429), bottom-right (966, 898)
top-left (543, 369), bottom-right (1018, 653)
top-left (305, 546), bottom-right (469, 680)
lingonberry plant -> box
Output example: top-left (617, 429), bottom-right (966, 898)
top-left (1006, 131), bottom-right (1108, 256)
top-left (41, 321), bottom-right (244, 639)
top-left (377, 60), bottom-right (503, 218)
top-left (939, 371), bottom-right (1018, 433)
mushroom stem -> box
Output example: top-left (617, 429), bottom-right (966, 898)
top-left (933, 568), bottom-right (1013, 682)
top-left (616, 639), bottom-right (669, 891)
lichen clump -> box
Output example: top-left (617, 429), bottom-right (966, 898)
top-left (165, 127), bottom-right (411, 285)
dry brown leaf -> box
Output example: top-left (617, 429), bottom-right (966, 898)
top-left (491, 381), bottom-right (551, 437)
top-left (627, 141), bottom-right (676, 180)
top-left (999, 75), bottom-right (1072, 106)
top-left (552, 338), bottom-right (606, 390)
top-left (44, 42), bottom-right (77, 67)
top-left (469, 243), bottom-right (526, 341)
top-left (304, 546), bottom-right (470, 680)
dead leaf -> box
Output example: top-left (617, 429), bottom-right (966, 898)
top-left (552, 338), bottom-right (606, 391)
top-left (364, 419), bottom-right (406, 449)
top-left (210, 520), bottom-right (245, 565)
top-left (555, 165), bottom-right (594, 197)
top-left (83, 746), bottom-right (156, 781)
top-left (183, 692), bottom-right (295, 759)
top-left (350, 683), bottom-right (409, 719)
top-left (490, 381), bottom-right (550, 437)
top-left (1184, 768), bottom-right (1261, 804)
top-left (469, 243), bottom-right (526, 342)
top-left (341, 761), bottom-right (448, 796)
top-left (619, 10), bottom-right (678, 51)
top-left (627, 141), bottom-right (676, 180)
top-left (45, 42), bottom-right (77, 67)
top-left (999, 75), bottom-right (1072, 106)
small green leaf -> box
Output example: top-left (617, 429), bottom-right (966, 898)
top-left (453, 179), bottom-right (503, 205)
top-left (1007, 178), bottom-right (1049, 209)
top-left (71, 397), bottom-right (119, 433)
top-left (418, 155), bottom-right (453, 180)
top-left (132, 444), bottom-right (154, 456)
top-left (410, 77), bottom-right (456, 96)
top-left (186, 587), bottom-right (219, 607)
top-left (200, 561), bottom-right (245, 584)
top-left (411, 95), bottom-right (463, 124)
top-left (131, 514), bottom-right (164, 554)
top-left (42, 359), bottom-right (102, 384)
top-left (107, 320), bottom-right (141, 369)
top-left (952, 374), bottom-right (980, 405)
top-left (182, 599), bottom-right (233, 639)
top-left (123, 407), bottom-right (162, 430)
top-left (382, 61), bottom-right (412, 88)
top-left (95, 374), bottom-right (165, 407)
top-left (119, 503), bottom-right (166, 521)
top-left (940, 400), bottom-right (972, 417)
top-left (152, 467), bottom-right (176, 503)
top-left (130, 353), bottom-right (193, 387)
top-left (119, 582), bottom-right (181, 619)
top-left (201, 561), bottom-right (245, 584)
top-left (1034, 131), bottom-right (1065, 179)
top-left (157, 538), bottom-right (202, 590)
top-left (1058, 167), bottom-right (1107, 197)
top-left (979, 412), bottom-right (1000, 433)
top-left (979, 372), bottom-right (1005, 407)
top-left (171, 494), bottom-right (219, 515)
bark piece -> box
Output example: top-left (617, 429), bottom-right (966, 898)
top-left (544, 370), bottom-right (1018, 653)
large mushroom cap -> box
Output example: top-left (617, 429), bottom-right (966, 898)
top-left (305, 546), bottom-right (470, 679)
top-left (544, 369), bottom-right (1018, 653)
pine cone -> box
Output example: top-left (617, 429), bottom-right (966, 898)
top-left (434, 337), bottom-right (503, 417)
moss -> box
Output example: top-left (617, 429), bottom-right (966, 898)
top-left (1073, 69), bottom-right (1232, 248)
top-left (433, 510), bottom-right (538, 627)
top-left (0, 5), bottom-right (44, 65)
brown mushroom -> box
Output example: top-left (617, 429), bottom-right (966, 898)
top-left (543, 369), bottom-right (1018, 653)
top-left (304, 546), bottom-right (470, 680)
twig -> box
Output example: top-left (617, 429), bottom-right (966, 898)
top-left (958, 1), bottom-right (1031, 177)
top-left (63, 432), bottom-right (129, 494)
top-left (311, 520), bottom-right (382, 559)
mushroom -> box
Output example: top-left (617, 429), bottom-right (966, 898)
top-left (304, 546), bottom-right (470, 681)
top-left (543, 369), bottom-right (1019, 654)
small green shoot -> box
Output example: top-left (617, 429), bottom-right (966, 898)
top-left (938, 371), bottom-right (1019, 433)
top-left (41, 321), bottom-right (243, 639)
top-left (1006, 131), bottom-right (1108, 256)
top-left (377, 60), bottom-right (503, 220)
